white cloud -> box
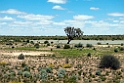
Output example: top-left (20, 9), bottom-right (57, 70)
top-left (9, 21), bottom-right (32, 26)
top-left (47, 0), bottom-right (67, 4)
top-left (52, 5), bottom-right (66, 10)
top-left (73, 15), bottom-right (94, 20)
top-left (17, 14), bottom-right (54, 21)
top-left (0, 9), bottom-right (26, 14)
top-left (90, 7), bottom-right (99, 10)
top-left (0, 16), bottom-right (14, 21)
top-left (108, 12), bottom-right (124, 16)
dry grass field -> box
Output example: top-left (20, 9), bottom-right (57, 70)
top-left (0, 41), bottom-right (124, 83)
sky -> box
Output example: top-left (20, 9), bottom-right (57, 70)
top-left (0, 0), bottom-right (124, 36)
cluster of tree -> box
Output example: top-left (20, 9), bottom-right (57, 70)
top-left (0, 35), bottom-right (124, 42)
top-left (0, 26), bottom-right (124, 42)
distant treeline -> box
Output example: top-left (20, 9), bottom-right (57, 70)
top-left (0, 35), bottom-right (124, 42)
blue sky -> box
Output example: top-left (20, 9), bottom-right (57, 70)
top-left (0, 0), bottom-right (124, 36)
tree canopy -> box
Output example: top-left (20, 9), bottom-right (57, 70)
top-left (64, 27), bottom-right (83, 44)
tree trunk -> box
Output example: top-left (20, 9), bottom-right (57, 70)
top-left (67, 39), bottom-right (71, 44)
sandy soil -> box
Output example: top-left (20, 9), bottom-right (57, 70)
top-left (0, 51), bottom-right (53, 56)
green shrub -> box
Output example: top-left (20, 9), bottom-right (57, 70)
top-left (58, 69), bottom-right (66, 78)
top-left (34, 43), bottom-right (40, 49)
top-left (93, 48), bottom-right (96, 50)
top-left (17, 70), bottom-right (23, 75)
top-left (51, 54), bottom-right (56, 57)
top-left (21, 62), bottom-right (27, 67)
top-left (56, 45), bottom-right (60, 48)
top-left (40, 69), bottom-right (47, 81)
top-left (114, 48), bottom-right (118, 52)
top-left (87, 53), bottom-right (91, 57)
top-left (64, 44), bottom-right (70, 49)
top-left (46, 67), bottom-right (52, 73)
top-left (44, 40), bottom-right (49, 44)
top-left (23, 71), bottom-right (31, 78)
top-left (121, 43), bottom-right (123, 46)
top-left (3, 74), bottom-right (9, 78)
top-left (23, 66), bottom-right (30, 71)
top-left (86, 44), bottom-right (93, 48)
top-left (120, 47), bottom-right (124, 51)
top-left (99, 55), bottom-right (120, 70)
top-left (47, 43), bottom-right (50, 46)
top-left (96, 70), bottom-right (102, 76)
top-left (97, 42), bottom-right (101, 45)
top-left (12, 46), bottom-right (15, 49)
top-left (18, 54), bottom-right (24, 60)
top-left (68, 75), bottom-right (78, 83)
top-left (77, 43), bottom-right (83, 48)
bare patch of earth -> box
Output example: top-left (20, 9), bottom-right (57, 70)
top-left (0, 51), bottom-right (53, 56)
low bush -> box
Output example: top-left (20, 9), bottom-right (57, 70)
top-left (58, 69), bottom-right (66, 78)
top-left (97, 42), bottom-right (102, 45)
top-left (23, 71), bottom-right (31, 78)
top-left (87, 53), bottom-right (91, 57)
top-left (56, 45), bottom-right (60, 48)
top-left (121, 43), bottom-right (123, 46)
top-left (114, 48), bottom-right (118, 52)
top-left (64, 44), bottom-right (70, 49)
top-left (40, 69), bottom-right (47, 81)
top-left (47, 43), bottom-right (50, 46)
top-left (18, 54), bottom-right (24, 60)
top-left (99, 55), bottom-right (120, 70)
top-left (120, 47), bottom-right (124, 51)
top-left (86, 44), bottom-right (93, 48)
top-left (44, 40), bottom-right (49, 44)
top-left (34, 43), bottom-right (40, 49)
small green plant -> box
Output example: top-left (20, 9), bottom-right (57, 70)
top-left (96, 70), bottom-right (102, 76)
top-left (40, 69), bottom-right (48, 81)
top-left (56, 44), bottom-right (61, 48)
top-left (64, 44), bottom-right (70, 49)
top-left (93, 48), bottom-right (96, 50)
top-left (34, 43), bottom-right (40, 49)
top-left (23, 66), bottom-right (30, 71)
top-left (18, 53), bottom-right (24, 60)
top-left (58, 69), bottom-right (66, 78)
top-left (120, 47), bottom-right (124, 51)
top-left (87, 53), bottom-right (91, 57)
top-left (46, 67), bottom-right (52, 73)
top-left (17, 70), bottom-right (23, 75)
top-left (99, 55), bottom-right (120, 70)
top-left (68, 75), bottom-right (78, 83)
top-left (21, 62), bottom-right (27, 67)
top-left (114, 48), bottom-right (118, 52)
top-left (121, 43), bottom-right (123, 46)
top-left (23, 71), bottom-right (31, 78)
top-left (47, 43), bottom-right (50, 46)
top-left (51, 54), bottom-right (56, 57)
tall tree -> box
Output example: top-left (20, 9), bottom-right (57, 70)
top-left (64, 27), bottom-right (83, 44)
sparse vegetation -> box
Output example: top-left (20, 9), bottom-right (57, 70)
top-left (0, 36), bottom-right (124, 83)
